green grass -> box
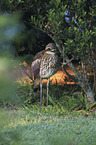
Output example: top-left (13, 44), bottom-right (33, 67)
top-left (0, 106), bottom-right (96, 145)
top-left (0, 80), bottom-right (96, 145)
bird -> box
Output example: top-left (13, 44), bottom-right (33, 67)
top-left (31, 43), bottom-right (60, 106)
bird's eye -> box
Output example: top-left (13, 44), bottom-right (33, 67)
top-left (45, 47), bottom-right (51, 50)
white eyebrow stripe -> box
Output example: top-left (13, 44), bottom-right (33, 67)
top-left (46, 51), bottom-right (55, 54)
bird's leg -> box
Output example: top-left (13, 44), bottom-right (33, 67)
top-left (40, 77), bottom-right (42, 106)
top-left (46, 78), bottom-right (49, 106)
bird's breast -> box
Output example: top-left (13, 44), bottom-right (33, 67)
top-left (40, 52), bottom-right (60, 79)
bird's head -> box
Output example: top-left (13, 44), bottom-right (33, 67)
top-left (45, 43), bottom-right (56, 52)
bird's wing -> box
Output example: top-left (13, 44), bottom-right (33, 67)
top-left (31, 59), bottom-right (41, 89)
top-left (32, 50), bottom-right (45, 79)
top-left (31, 59), bottom-right (41, 80)
top-left (31, 49), bottom-right (45, 89)
top-left (33, 50), bottom-right (45, 60)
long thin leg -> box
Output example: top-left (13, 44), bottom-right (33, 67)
top-left (46, 78), bottom-right (49, 106)
top-left (40, 77), bottom-right (42, 106)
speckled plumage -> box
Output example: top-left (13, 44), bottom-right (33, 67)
top-left (31, 43), bottom-right (60, 105)
top-left (40, 51), bottom-right (60, 78)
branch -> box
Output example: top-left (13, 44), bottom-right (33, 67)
top-left (62, 56), bottom-right (74, 66)
top-left (62, 66), bottom-right (78, 82)
top-left (47, 33), bottom-right (62, 53)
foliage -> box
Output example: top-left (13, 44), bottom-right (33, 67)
top-left (30, 0), bottom-right (96, 103)
top-left (0, 0), bottom-right (52, 57)
top-left (14, 78), bottom-right (90, 110)
top-left (0, 13), bottom-right (23, 55)
top-left (31, 0), bottom-right (96, 70)
top-left (0, 0), bottom-right (95, 106)
top-left (0, 14), bottom-right (23, 106)
top-left (0, 2), bottom-right (96, 144)
top-left (0, 0), bottom-right (95, 70)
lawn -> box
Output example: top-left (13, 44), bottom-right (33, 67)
top-left (0, 106), bottom-right (96, 145)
